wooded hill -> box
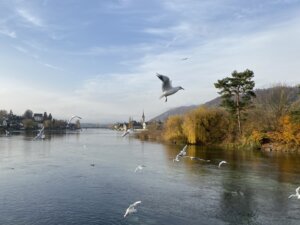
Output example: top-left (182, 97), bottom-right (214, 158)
top-left (150, 86), bottom-right (299, 122)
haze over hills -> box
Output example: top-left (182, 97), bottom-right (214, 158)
top-left (150, 86), bottom-right (299, 122)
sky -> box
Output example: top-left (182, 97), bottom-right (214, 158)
top-left (0, 0), bottom-right (300, 123)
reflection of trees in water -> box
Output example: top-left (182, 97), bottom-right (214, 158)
top-left (261, 151), bottom-right (300, 183)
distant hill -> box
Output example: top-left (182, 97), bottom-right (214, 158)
top-left (81, 123), bottom-right (111, 128)
top-left (149, 85), bottom-right (299, 122)
top-left (150, 105), bottom-right (199, 122)
top-left (150, 97), bottom-right (221, 122)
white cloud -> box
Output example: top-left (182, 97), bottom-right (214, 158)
top-left (40, 62), bottom-right (64, 71)
top-left (16, 8), bottom-right (43, 27)
top-left (0, 28), bottom-right (16, 38)
top-left (13, 45), bottom-right (27, 53)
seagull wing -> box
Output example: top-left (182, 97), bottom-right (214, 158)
top-left (68, 115), bottom-right (82, 124)
top-left (218, 161), bottom-right (227, 168)
top-left (289, 194), bottom-right (296, 198)
top-left (124, 208), bottom-right (130, 218)
top-left (156, 73), bottom-right (172, 91)
top-left (296, 186), bottom-right (300, 195)
top-left (131, 201), bottom-right (142, 207)
top-left (174, 154), bottom-right (180, 162)
top-left (182, 145), bottom-right (188, 153)
top-left (122, 130), bottom-right (130, 137)
top-left (36, 126), bottom-right (44, 137)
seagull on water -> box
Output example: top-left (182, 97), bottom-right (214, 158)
top-left (124, 201), bottom-right (142, 218)
top-left (289, 186), bottom-right (300, 199)
top-left (173, 145), bottom-right (188, 162)
top-left (156, 73), bottom-right (184, 102)
top-left (218, 160), bottom-right (227, 168)
top-left (134, 165), bottom-right (146, 172)
top-left (66, 115), bottom-right (82, 128)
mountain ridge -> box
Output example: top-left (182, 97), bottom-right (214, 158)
top-left (149, 86), bottom-right (299, 122)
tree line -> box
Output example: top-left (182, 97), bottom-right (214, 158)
top-left (0, 109), bottom-right (80, 130)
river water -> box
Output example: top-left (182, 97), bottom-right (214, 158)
top-left (0, 129), bottom-right (299, 225)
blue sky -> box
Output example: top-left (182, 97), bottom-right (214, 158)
top-left (0, 0), bottom-right (300, 123)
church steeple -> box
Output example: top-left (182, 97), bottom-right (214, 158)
top-left (142, 110), bottom-right (145, 123)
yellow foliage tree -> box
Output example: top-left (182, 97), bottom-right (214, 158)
top-left (182, 107), bottom-right (230, 144)
top-left (163, 115), bottom-right (185, 142)
top-left (270, 115), bottom-right (300, 145)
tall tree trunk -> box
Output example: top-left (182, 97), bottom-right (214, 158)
top-left (236, 91), bottom-right (242, 135)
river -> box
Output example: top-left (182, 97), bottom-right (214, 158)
top-left (0, 129), bottom-right (299, 225)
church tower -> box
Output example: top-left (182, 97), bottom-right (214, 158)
top-left (142, 110), bottom-right (145, 124)
top-left (142, 110), bottom-right (146, 130)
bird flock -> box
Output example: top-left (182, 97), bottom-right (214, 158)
top-left (2, 71), bottom-right (299, 221)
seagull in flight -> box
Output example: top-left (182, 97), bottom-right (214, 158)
top-left (134, 165), bottom-right (146, 172)
top-left (218, 160), bottom-right (227, 168)
top-left (173, 145), bottom-right (188, 162)
top-left (5, 129), bottom-right (10, 136)
top-left (66, 115), bottom-right (82, 128)
top-left (156, 73), bottom-right (184, 102)
top-left (190, 157), bottom-right (210, 162)
top-left (122, 129), bottom-right (131, 137)
top-left (289, 186), bottom-right (300, 199)
top-left (181, 57), bottom-right (189, 61)
top-left (34, 125), bottom-right (45, 140)
top-left (124, 201), bottom-right (142, 218)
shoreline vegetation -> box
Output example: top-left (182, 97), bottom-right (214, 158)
top-left (0, 109), bottom-right (81, 134)
top-left (136, 70), bottom-right (300, 152)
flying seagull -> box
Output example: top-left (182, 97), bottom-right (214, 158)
top-left (122, 129), bottom-right (131, 137)
top-left (124, 201), bottom-right (142, 218)
top-left (289, 186), bottom-right (300, 199)
top-left (156, 73), bottom-right (184, 102)
top-left (181, 57), bottom-right (188, 61)
top-left (190, 157), bottom-right (210, 162)
top-left (66, 115), bottom-right (82, 127)
top-left (34, 125), bottom-right (45, 140)
top-left (218, 160), bottom-right (227, 168)
top-left (134, 165), bottom-right (146, 172)
top-left (173, 145), bottom-right (188, 162)
top-left (5, 129), bottom-right (10, 136)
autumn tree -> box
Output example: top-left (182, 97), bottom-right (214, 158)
top-left (181, 107), bottom-right (230, 144)
top-left (163, 115), bottom-right (185, 142)
top-left (214, 69), bottom-right (256, 135)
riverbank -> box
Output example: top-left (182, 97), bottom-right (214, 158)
top-left (134, 129), bottom-right (300, 152)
